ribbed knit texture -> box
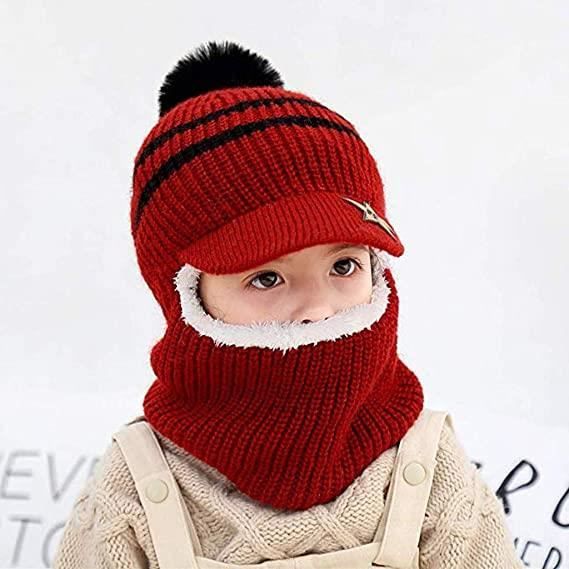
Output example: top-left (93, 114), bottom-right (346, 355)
top-left (143, 263), bottom-right (424, 510)
top-left (52, 418), bottom-right (523, 568)
top-left (128, 78), bottom-right (423, 512)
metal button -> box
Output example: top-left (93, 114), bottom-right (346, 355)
top-left (403, 461), bottom-right (427, 485)
top-left (145, 478), bottom-right (169, 503)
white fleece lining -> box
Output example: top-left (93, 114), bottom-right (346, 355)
top-left (173, 247), bottom-right (392, 352)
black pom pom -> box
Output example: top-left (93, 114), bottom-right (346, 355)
top-left (158, 40), bottom-right (284, 117)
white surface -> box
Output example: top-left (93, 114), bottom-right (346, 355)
top-left (1, 1), bottom-right (568, 567)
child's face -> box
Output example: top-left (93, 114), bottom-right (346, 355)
top-left (197, 242), bottom-right (373, 325)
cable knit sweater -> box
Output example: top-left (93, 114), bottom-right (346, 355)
top-left (52, 418), bottom-right (523, 568)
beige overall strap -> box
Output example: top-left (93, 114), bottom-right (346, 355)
top-left (372, 409), bottom-right (450, 569)
top-left (113, 420), bottom-right (202, 569)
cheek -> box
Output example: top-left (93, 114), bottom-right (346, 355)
top-left (240, 289), bottom-right (282, 310)
top-left (198, 278), bottom-right (236, 317)
top-left (338, 269), bottom-right (373, 297)
top-left (229, 293), bottom-right (284, 324)
top-left (329, 275), bottom-right (373, 309)
top-left (205, 285), bottom-right (281, 323)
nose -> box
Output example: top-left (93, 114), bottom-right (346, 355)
top-left (295, 306), bottom-right (335, 324)
top-left (290, 279), bottom-right (338, 324)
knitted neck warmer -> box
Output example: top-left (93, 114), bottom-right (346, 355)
top-left (143, 247), bottom-right (424, 511)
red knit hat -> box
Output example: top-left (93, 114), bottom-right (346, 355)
top-left (131, 42), bottom-right (403, 298)
top-left (131, 41), bottom-right (424, 511)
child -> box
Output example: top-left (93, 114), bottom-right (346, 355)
top-left (52, 40), bottom-right (523, 568)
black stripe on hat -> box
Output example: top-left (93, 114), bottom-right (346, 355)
top-left (133, 115), bottom-right (360, 231)
top-left (135, 97), bottom-right (353, 170)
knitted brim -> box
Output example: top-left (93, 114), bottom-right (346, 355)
top-left (176, 190), bottom-right (404, 274)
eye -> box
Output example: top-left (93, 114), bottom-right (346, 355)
top-left (332, 257), bottom-right (363, 277)
top-left (248, 271), bottom-right (283, 290)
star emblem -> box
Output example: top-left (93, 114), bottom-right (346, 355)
top-left (342, 197), bottom-right (397, 240)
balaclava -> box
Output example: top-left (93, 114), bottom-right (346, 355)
top-left (131, 40), bottom-right (424, 511)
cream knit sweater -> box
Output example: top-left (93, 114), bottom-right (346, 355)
top-left (52, 418), bottom-right (523, 568)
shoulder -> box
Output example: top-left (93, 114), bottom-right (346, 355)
top-left (59, 421), bottom-right (158, 559)
top-left (429, 413), bottom-right (482, 509)
top-left (434, 414), bottom-right (476, 486)
top-left (418, 413), bottom-right (523, 566)
top-left (66, 428), bottom-right (143, 530)
top-left (52, 424), bottom-right (153, 567)
top-left (65, 417), bottom-right (155, 531)
top-left (91, 418), bottom-right (220, 513)
top-left (425, 411), bottom-right (506, 530)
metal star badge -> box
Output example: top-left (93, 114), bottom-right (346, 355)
top-left (342, 197), bottom-right (397, 240)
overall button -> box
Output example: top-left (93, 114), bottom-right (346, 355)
top-left (145, 478), bottom-right (169, 503)
top-left (403, 462), bottom-right (427, 485)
